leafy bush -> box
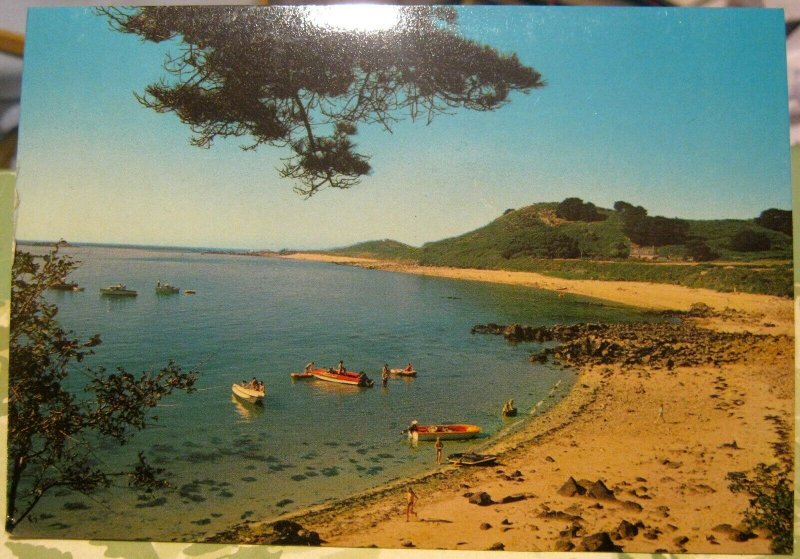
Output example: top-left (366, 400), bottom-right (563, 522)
top-left (755, 208), bottom-right (792, 236)
top-left (730, 230), bottom-right (771, 252)
top-left (556, 197), bottom-right (606, 222)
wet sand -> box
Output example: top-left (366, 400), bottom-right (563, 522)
top-left (217, 252), bottom-right (794, 553)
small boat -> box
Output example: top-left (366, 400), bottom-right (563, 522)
top-left (100, 284), bottom-right (137, 297)
top-left (310, 368), bottom-right (374, 387)
top-left (232, 382), bottom-right (265, 403)
top-left (51, 282), bottom-right (83, 292)
top-left (184, 289), bottom-right (197, 295)
top-left (390, 368), bottom-right (417, 377)
top-left (448, 452), bottom-right (498, 466)
top-left (407, 422), bottom-right (481, 441)
top-left (290, 372), bottom-right (315, 379)
top-left (156, 282), bottom-right (180, 294)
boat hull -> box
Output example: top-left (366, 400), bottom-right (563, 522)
top-left (448, 452), bottom-right (497, 466)
top-left (156, 286), bottom-right (180, 294)
top-left (310, 368), bottom-right (374, 387)
top-left (409, 423), bottom-right (481, 441)
top-left (390, 368), bottom-right (417, 377)
top-left (100, 289), bottom-right (137, 297)
top-left (232, 383), bottom-right (265, 403)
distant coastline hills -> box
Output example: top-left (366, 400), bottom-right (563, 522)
top-left (328, 199), bottom-right (792, 263)
top-left (22, 198), bottom-right (794, 297)
top-left (324, 199), bottom-right (794, 297)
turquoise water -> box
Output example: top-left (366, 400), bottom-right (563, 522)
top-left (15, 244), bottom-right (658, 542)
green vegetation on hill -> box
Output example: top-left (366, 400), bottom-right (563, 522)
top-left (327, 239), bottom-right (421, 261)
top-left (324, 199), bottom-right (793, 297)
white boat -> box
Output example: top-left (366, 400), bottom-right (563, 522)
top-left (100, 284), bottom-right (137, 297)
top-left (232, 382), bottom-right (265, 403)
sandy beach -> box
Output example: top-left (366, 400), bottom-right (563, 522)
top-left (216, 252), bottom-right (794, 554)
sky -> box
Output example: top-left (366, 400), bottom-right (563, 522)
top-left (16, 6), bottom-right (792, 250)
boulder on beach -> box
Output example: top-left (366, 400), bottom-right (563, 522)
top-left (558, 477), bottom-right (586, 497)
top-left (578, 532), bottom-right (623, 552)
top-left (261, 520), bottom-right (321, 546)
top-left (586, 479), bottom-right (615, 500)
top-left (468, 492), bottom-right (494, 506)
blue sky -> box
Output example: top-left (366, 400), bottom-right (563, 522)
top-left (17, 6), bottom-right (792, 250)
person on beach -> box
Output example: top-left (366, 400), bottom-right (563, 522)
top-left (434, 437), bottom-right (443, 464)
top-left (405, 485), bottom-right (418, 521)
top-left (304, 361), bottom-right (314, 373)
top-left (656, 402), bottom-right (665, 423)
top-left (381, 364), bottom-right (390, 386)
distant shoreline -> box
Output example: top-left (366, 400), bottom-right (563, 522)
top-left (278, 252), bottom-right (793, 336)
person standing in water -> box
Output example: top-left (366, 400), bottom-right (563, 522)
top-left (434, 437), bottom-right (444, 465)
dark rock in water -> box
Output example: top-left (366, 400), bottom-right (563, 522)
top-left (262, 520), bottom-right (321, 546)
top-left (400, 540), bottom-right (415, 548)
top-left (487, 542), bottom-right (505, 551)
top-left (579, 532), bottom-right (623, 552)
top-left (480, 523), bottom-right (492, 530)
top-left (558, 477), bottom-right (587, 497)
top-left (468, 492), bottom-right (494, 506)
top-left (674, 535), bottom-right (690, 546)
top-left (276, 499), bottom-right (294, 508)
top-left (586, 480), bottom-right (615, 500)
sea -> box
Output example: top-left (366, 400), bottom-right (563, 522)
top-left (13, 243), bottom-right (660, 542)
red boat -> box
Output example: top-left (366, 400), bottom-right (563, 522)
top-left (407, 422), bottom-right (481, 441)
top-left (309, 368), bottom-right (374, 387)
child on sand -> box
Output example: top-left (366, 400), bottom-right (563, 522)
top-left (405, 485), bottom-right (418, 521)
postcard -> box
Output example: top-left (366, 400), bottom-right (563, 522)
top-left (4, 5), bottom-right (793, 557)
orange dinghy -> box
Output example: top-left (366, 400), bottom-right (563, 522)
top-left (310, 368), bottom-right (374, 387)
top-left (408, 423), bottom-right (481, 441)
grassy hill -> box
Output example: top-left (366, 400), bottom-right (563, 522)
top-left (326, 239), bottom-right (421, 262)
top-left (325, 201), bottom-right (793, 297)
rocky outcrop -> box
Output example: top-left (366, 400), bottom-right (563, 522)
top-left (472, 321), bottom-right (784, 370)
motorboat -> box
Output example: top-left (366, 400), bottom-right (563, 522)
top-left (100, 284), bottom-right (137, 297)
top-left (232, 382), bottom-right (265, 403)
top-left (407, 422), bottom-right (481, 441)
top-left (156, 282), bottom-right (180, 294)
top-left (309, 368), bottom-right (374, 387)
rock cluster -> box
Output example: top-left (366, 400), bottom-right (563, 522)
top-left (472, 320), bottom-right (782, 370)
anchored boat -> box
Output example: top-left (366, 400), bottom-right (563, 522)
top-left (156, 282), bottom-right (180, 294)
top-left (100, 284), bottom-right (137, 297)
top-left (407, 422), bottom-right (481, 441)
top-left (232, 382), bottom-right (265, 404)
top-left (309, 368), bottom-right (374, 387)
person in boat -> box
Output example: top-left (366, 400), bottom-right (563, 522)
top-left (337, 361), bottom-right (345, 374)
top-left (381, 364), bottom-right (390, 386)
top-left (405, 485), bottom-right (418, 522)
top-left (502, 399), bottom-right (517, 416)
top-left (434, 437), bottom-right (443, 465)
top-left (404, 362), bottom-right (414, 372)
top-left (408, 420), bottom-right (419, 433)
top-left (249, 377), bottom-right (259, 390)
top-left (304, 361), bottom-right (314, 373)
